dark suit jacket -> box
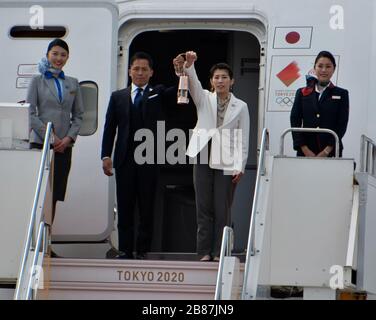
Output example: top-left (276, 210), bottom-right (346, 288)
top-left (290, 84), bottom-right (349, 157)
top-left (101, 84), bottom-right (171, 168)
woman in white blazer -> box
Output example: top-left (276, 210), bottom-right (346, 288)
top-left (27, 39), bottom-right (84, 228)
top-left (174, 51), bottom-right (250, 261)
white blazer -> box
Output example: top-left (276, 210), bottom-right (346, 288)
top-left (185, 64), bottom-right (250, 173)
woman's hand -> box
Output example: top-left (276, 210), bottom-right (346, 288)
top-left (232, 171), bottom-right (243, 184)
top-left (173, 54), bottom-right (185, 73)
top-left (317, 146), bottom-right (333, 157)
top-left (301, 145), bottom-right (316, 157)
top-left (184, 51), bottom-right (197, 68)
top-left (54, 136), bottom-right (72, 153)
top-left (52, 134), bottom-right (61, 148)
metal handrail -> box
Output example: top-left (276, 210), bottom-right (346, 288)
top-left (280, 127), bottom-right (340, 158)
top-left (360, 134), bottom-right (376, 175)
top-left (214, 226), bottom-right (234, 300)
top-left (345, 185), bottom-right (359, 268)
top-left (14, 122), bottom-right (53, 300)
top-left (241, 128), bottom-right (269, 300)
top-left (26, 221), bottom-right (46, 300)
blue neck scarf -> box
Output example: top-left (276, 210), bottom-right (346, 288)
top-left (44, 70), bottom-right (65, 80)
top-left (45, 69), bottom-right (65, 102)
top-left (38, 57), bottom-right (65, 102)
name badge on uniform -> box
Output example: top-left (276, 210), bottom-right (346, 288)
top-left (148, 94), bottom-right (158, 99)
top-left (332, 95), bottom-right (341, 100)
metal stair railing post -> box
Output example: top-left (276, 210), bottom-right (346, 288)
top-left (214, 226), bottom-right (234, 300)
top-left (14, 122), bottom-right (53, 300)
top-left (241, 128), bottom-right (269, 300)
top-left (27, 221), bottom-right (46, 300)
top-left (342, 135), bottom-right (376, 273)
top-left (345, 185), bottom-right (359, 270)
top-left (280, 127), bottom-right (340, 157)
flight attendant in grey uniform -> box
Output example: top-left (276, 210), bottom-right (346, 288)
top-left (174, 51), bottom-right (250, 261)
top-left (27, 39), bottom-right (84, 228)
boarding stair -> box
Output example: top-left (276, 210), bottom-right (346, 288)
top-left (215, 128), bottom-right (376, 300)
top-left (0, 108), bottom-right (243, 299)
top-left (0, 114), bottom-right (53, 300)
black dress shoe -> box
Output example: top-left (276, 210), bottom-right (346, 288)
top-left (136, 252), bottom-right (146, 260)
top-left (116, 252), bottom-right (134, 259)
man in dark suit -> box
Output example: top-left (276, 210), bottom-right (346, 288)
top-left (101, 52), bottom-right (168, 259)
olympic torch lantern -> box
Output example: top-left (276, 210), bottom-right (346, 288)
top-left (177, 73), bottom-right (189, 104)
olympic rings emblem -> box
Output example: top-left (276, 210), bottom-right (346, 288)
top-left (276, 96), bottom-right (295, 105)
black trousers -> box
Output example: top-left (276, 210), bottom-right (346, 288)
top-left (115, 153), bottom-right (157, 255)
top-left (193, 163), bottom-right (234, 257)
top-left (30, 143), bottom-right (72, 203)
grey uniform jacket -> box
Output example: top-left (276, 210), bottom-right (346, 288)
top-left (26, 74), bottom-right (84, 144)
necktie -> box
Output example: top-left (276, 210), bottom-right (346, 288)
top-left (54, 78), bottom-right (63, 102)
top-left (133, 87), bottom-right (143, 109)
top-left (45, 71), bottom-right (65, 102)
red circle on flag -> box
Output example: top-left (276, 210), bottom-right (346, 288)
top-left (286, 32), bottom-right (300, 44)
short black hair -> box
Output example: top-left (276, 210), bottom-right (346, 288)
top-left (129, 52), bottom-right (153, 69)
top-left (314, 51), bottom-right (336, 69)
top-left (47, 38), bottom-right (69, 54)
top-left (209, 63), bottom-right (233, 79)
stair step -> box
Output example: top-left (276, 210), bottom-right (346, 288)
top-left (44, 258), bottom-right (218, 285)
top-left (39, 282), bottom-right (215, 300)
top-left (38, 258), bottom-right (244, 299)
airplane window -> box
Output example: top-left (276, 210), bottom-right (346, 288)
top-left (9, 26), bottom-right (66, 38)
top-left (78, 81), bottom-right (98, 136)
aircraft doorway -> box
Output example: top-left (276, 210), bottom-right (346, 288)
top-left (128, 30), bottom-right (260, 253)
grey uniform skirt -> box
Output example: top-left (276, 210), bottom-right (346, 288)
top-left (30, 143), bottom-right (72, 203)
